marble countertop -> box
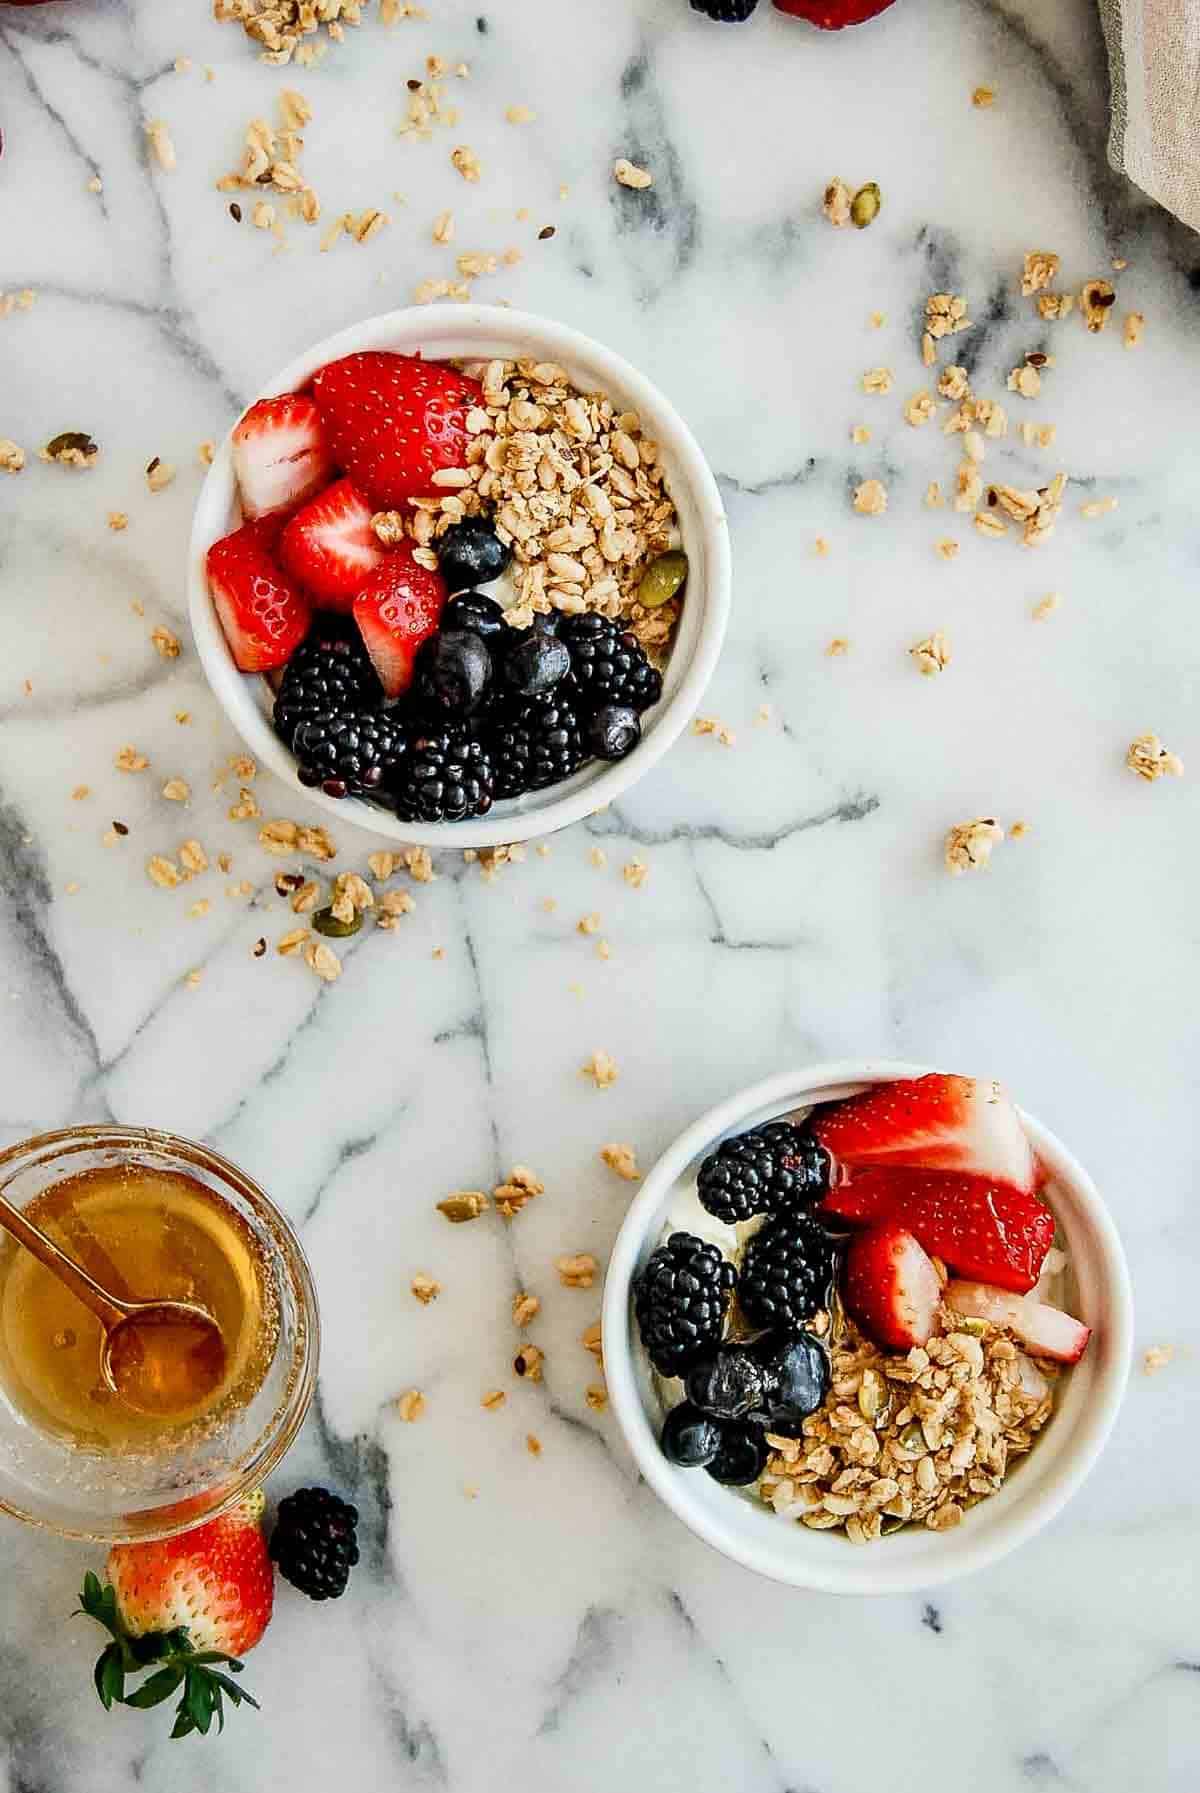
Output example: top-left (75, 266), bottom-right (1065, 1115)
top-left (0, 0), bottom-right (1196, 1786)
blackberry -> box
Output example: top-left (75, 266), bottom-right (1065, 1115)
top-left (269, 1487), bottom-right (360, 1601)
top-left (696, 1122), bottom-right (831, 1226)
top-left (691, 0), bottom-right (759, 17)
top-left (560, 613), bottom-right (663, 714)
top-left (738, 1212), bottom-right (838, 1337)
top-left (391, 724), bottom-right (494, 824)
top-left (633, 1231), bottom-right (735, 1376)
top-left (273, 621), bottom-right (382, 748)
top-left (292, 707), bottom-right (409, 801)
top-left (489, 691), bottom-right (585, 799)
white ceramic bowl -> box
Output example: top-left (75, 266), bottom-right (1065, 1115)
top-left (602, 1060), bottom-right (1134, 1596)
top-left (188, 305), bottom-right (731, 848)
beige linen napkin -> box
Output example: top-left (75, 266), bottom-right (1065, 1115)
top-left (1099, 0), bottom-right (1200, 231)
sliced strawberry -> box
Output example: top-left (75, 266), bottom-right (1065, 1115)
top-left (206, 518), bottom-right (311, 672)
top-left (772, 0), bottom-right (896, 24)
top-left (352, 545), bottom-right (447, 697)
top-left (311, 351), bottom-right (482, 509)
top-left (843, 1223), bottom-right (941, 1350)
top-left (811, 1073), bottom-right (1037, 1194)
top-left (232, 393), bottom-right (333, 520)
top-left (278, 477), bottom-right (384, 609)
top-left (944, 1281), bottom-right (1092, 1364)
top-left (822, 1166), bottom-right (1055, 1293)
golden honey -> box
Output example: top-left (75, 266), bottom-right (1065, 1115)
top-left (0, 1163), bottom-right (277, 1449)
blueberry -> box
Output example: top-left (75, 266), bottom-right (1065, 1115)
top-left (504, 629), bottom-right (570, 698)
top-left (705, 1421), bottom-right (768, 1486)
top-left (684, 1347), bottom-right (767, 1420)
top-left (443, 592), bottom-right (508, 654)
top-left (586, 703), bottom-right (641, 762)
top-left (414, 629), bottom-right (492, 718)
top-left (661, 1403), bottom-right (723, 1469)
top-left (751, 1332), bottom-right (830, 1436)
top-left (436, 519), bottom-right (511, 593)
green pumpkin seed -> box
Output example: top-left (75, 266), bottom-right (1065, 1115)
top-left (850, 183), bottom-right (881, 230)
top-left (312, 905), bottom-right (362, 939)
top-left (899, 1421), bottom-right (926, 1455)
top-left (637, 549), bottom-right (688, 610)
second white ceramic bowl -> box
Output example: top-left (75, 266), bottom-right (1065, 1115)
top-left (602, 1060), bottom-right (1133, 1596)
top-left (188, 305), bottom-right (731, 848)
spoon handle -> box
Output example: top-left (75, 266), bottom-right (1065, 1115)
top-left (0, 1192), bottom-right (127, 1331)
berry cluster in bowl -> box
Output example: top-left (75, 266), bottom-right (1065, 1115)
top-left (204, 350), bottom-right (686, 824)
top-left (633, 1074), bottom-right (1092, 1541)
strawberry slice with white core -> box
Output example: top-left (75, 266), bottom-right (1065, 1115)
top-left (206, 518), bottom-right (311, 672)
top-left (232, 393), bottom-right (333, 520)
top-left (944, 1281), bottom-right (1092, 1363)
top-left (278, 477), bottom-right (385, 610)
top-left (352, 545), bottom-right (447, 698)
top-left (812, 1073), bottom-right (1037, 1194)
top-left (843, 1223), bottom-right (942, 1351)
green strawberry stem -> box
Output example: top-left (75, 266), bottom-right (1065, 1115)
top-left (76, 1572), bottom-right (259, 1740)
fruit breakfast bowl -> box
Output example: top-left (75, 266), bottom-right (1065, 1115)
top-left (188, 305), bottom-right (731, 849)
top-left (602, 1062), bottom-right (1133, 1595)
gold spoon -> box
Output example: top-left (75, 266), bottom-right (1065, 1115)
top-left (0, 1191), bottom-right (226, 1416)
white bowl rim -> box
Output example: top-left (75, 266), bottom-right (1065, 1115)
top-left (601, 1059), bottom-right (1135, 1596)
top-left (187, 303), bottom-right (732, 849)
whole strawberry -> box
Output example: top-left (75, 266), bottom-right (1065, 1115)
top-left (77, 1492), bottom-right (273, 1740)
top-left (311, 350), bottom-right (483, 510)
top-left (772, 0), bottom-right (896, 24)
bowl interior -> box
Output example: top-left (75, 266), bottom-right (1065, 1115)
top-left (0, 1129), bottom-right (319, 1543)
top-left (603, 1063), bottom-right (1133, 1595)
top-left (188, 305), bottom-right (731, 848)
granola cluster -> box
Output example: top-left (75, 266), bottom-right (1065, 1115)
top-left (392, 359), bottom-right (679, 650)
top-left (759, 1316), bottom-right (1054, 1543)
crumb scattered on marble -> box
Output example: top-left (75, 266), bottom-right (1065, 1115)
top-left (481, 1389), bottom-right (506, 1411)
top-left (411, 1272), bottom-right (441, 1305)
top-left (613, 157), bottom-right (652, 190)
top-left (512, 1291), bottom-right (540, 1328)
top-left (555, 1254), bottom-right (598, 1289)
top-left (945, 818), bottom-right (1005, 875)
top-left (935, 538), bottom-right (959, 561)
top-left (438, 1190), bottom-right (489, 1222)
top-left (910, 632), bottom-right (951, 677)
top-left (972, 84), bottom-right (996, 107)
top-left (852, 478), bottom-right (887, 516)
top-left (145, 119), bottom-right (177, 171)
top-left (925, 481), bottom-right (944, 508)
top-left (1021, 251), bottom-right (1059, 296)
top-left (1009, 820), bottom-right (1030, 839)
top-left (514, 1343), bottom-right (544, 1382)
top-left (525, 1433), bottom-right (542, 1457)
top-left (1080, 278), bottom-right (1116, 332)
top-left (600, 1142), bottom-right (640, 1181)
top-left (1126, 734), bottom-right (1183, 781)
top-left (585, 1385), bottom-right (608, 1411)
top-left (1123, 311), bottom-right (1145, 348)
top-left (827, 637), bottom-right (850, 657)
top-left (1143, 1345), bottom-right (1174, 1374)
top-left (692, 717), bottom-right (736, 746)
top-left (577, 911), bottom-right (600, 936)
top-left (581, 1321), bottom-right (603, 1361)
top-left (145, 457), bottom-right (176, 493)
top-left (861, 367), bottom-right (894, 395)
top-left (115, 745), bottom-right (149, 773)
top-left (1032, 592), bottom-right (1062, 621)
top-left (814, 536), bottom-right (831, 556)
top-left (822, 178), bottom-right (852, 227)
top-left (395, 1389), bottom-right (426, 1422)
top-left (904, 390), bottom-right (935, 428)
top-left (493, 1164), bottom-right (544, 1219)
top-left (1080, 496), bottom-right (1118, 519)
top-left (581, 1050), bottom-right (618, 1089)
top-left (162, 778), bottom-right (190, 803)
top-left (851, 424), bottom-right (871, 445)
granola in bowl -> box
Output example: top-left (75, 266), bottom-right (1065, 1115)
top-left (199, 334), bottom-right (695, 829)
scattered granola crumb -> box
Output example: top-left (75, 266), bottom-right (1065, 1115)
top-left (600, 1142), bottom-right (640, 1181)
top-left (145, 457), bottom-right (176, 493)
top-left (411, 1272), bottom-right (441, 1305)
top-left (755, 704), bottom-right (773, 725)
top-left (596, 939), bottom-right (611, 961)
top-left (179, 839), bottom-right (207, 875)
top-left (581, 1322), bottom-right (603, 1361)
top-left (852, 478), bottom-right (887, 517)
top-left (974, 512), bottom-right (1008, 538)
top-left (395, 1389), bottom-right (426, 1423)
top-left (151, 626), bottom-right (181, 660)
top-left (185, 969), bottom-right (203, 989)
top-left (367, 851), bottom-right (399, 881)
top-left (41, 432), bottom-right (99, 469)
top-left (450, 145), bottom-right (481, 181)
top-left (934, 538), bottom-right (959, 561)
top-left (814, 535), bottom-right (831, 557)
top-left (115, 745), bottom-right (149, 773)
top-left (404, 845), bottom-right (434, 883)
top-left (910, 632), bottom-right (951, 677)
top-left (1080, 278), bottom-right (1117, 332)
top-left (925, 482), bottom-right (944, 508)
top-left (555, 1254), bottom-right (598, 1290)
top-left (1143, 1345), bottom-right (1174, 1374)
top-left (146, 854), bottom-right (180, 889)
top-left (925, 293), bottom-right (972, 342)
top-left (1021, 250), bottom-right (1060, 296)
top-left (822, 178), bottom-right (852, 227)
top-left (525, 1433), bottom-right (542, 1457)
top-left (514, 1344), bottom-right (543, 1382)
top-left (145, 119), bottom-right (177, 171)
top-left (304, 940), bottom-right (342, 982)
top-left (972, 84), bottom-right (996, 107)
top-left (827, 637), bottom-right (850, 657)
top-left (1037, 292), bottom-right (1075, 321)
top-left (87, 175), bottom-right (103, 194)
top-left (481, 1389), bottom-right (506, 1411)
top-left (613, 157), bottom-right (652, 190)
top-left (869, 311), bottom-right (886, 329)
top-left (176, 711), bottom-right (192, 725)
top-left (512, 1291), bottom-right (540, 1328)
top-left (577, 911), bottom-right (600, 936)
top-left (377, 888), bottom-right (416, 929)
top-left (493, 1165), bottom-right (544, 1219)
top-left (692, 717), bottom-right (736, 746)
top-left (937, 365), bottom-right (970, 402)
top-left (1080, 496), bottom-right (1118, 520)
top-left (861, 367), bottom-right (893, 395)
top-left (107, 511), bottom-right (129, 532)
top-left (276, 927), bottom-right (309, 957)
top-left (585, 1384), bottom-right (608, 1411)
top-left (1112, 256), bottom-right (1129, 271)
top-left (229, 788), bottom-right (260, 822)
top-left (944, 818), bottom-right (1005, 875)
top-left (198, 439), bottom-right (216, 466)
top-left (1009, 820), bottom-right (1030, 839)
top-left (71, 785), bottom-right (90, 802)
top-left (581, 1050), bottom-right (618, 1090)
top-left (588, 846), bottom-right (607, 869)
top-left (623, 858), bottom-right (647, 889)
top-left (161, 777), bottom-right (190, 803)
top-left (850, 425), bottom-right (871, 445)
top-left (437, 1191), bottom-right (488, 1223)
top-left (904, 390), bottom-right (935, 428)
top-left (1007, 362), bottom-right (1042, 399)
top-left (1126, 733), bottom-right (1184, 781)
top-left (188, 898), bottom-right (211, 919)
top-left (0, 439), bottom-right (25, 474)
top-left (1032, 592), bottom-right (1062, 621)
top-left (921, 331), bottom-right (936, 367)
top-left (505, 105), bottom-right (535, 124)
top-left (1122, 311), bottom-right (1145, 348)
